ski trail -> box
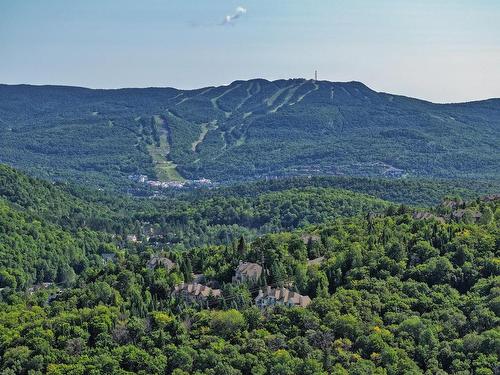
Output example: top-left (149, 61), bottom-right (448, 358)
top-left (264, 85), bottom-right (292, 107)
top-left (191, 123), bottom-right (209, 152)
top-left (253, 81), bottom-right (261, 95)
top-left (211, 84), bottom-right (241, 118)
top-left (235, 82), bottom-right (254, 111)
top-left (176, 97), bottom-right (191, 105)
top-left (197, 87), bottom-right (215, 97)
top-left (340, 87), bottom-right (351, 96)
top-left (289, 82), bottom-right (319, 105)
top-left (191, 120), bottom-right (217, 152)
top-left (172, 92), bottom-right (184, 100)
top-left (270, 82), bottom-right (304, 113)
top-left (220, 131), bottom-right (227, 150)
top-left (176, 87), bottom-right (214, 106)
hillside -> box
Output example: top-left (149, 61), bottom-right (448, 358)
top-left (1, 193), bottom-right (498, 374)
top-left (0, 80), bottom-right (499, 189)
top-left (0, 163), bottom-right (391, 248)
top-left (0, 196), bottom-right (118, 290)
top-left (1, 163), bottom-right (498, 249)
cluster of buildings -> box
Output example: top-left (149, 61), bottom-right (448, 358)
top-left (147, 180), bottom-right (186, 189)
top-left (172, 283), bottom-right (222, 305)
top-left (128, 174), bottom-right (213, 190)
top-left (168, 261), bottom-right (312, 309)
top-left (256, 286), bottom-right (311, 308)
top-left (413, 195), bottom-right (500, 225)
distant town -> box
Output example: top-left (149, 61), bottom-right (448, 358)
top-left (129, 174), bottom-right (214, 189)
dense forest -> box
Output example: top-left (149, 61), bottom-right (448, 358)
top-left (1, 164), bottom-right (498, 248)
top-left (0, 190), bottom-right (498, 374)
top-left (1, 81), bottom-right (499, 190)
top-left (0, 164), bottom-right (498, 374)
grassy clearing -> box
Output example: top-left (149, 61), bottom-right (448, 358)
top-left (191, 123), bottom-right (209, 152)
top-left (147, 116), bottom-right (184, 182)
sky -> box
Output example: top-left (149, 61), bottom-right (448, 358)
top-left (1, 0), bottom-right (499, 103)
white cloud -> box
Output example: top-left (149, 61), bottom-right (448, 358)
top-left (221, 6), bottom-right (247, 26)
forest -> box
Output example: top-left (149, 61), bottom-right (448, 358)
top-left (0, 164), bottom-right (498, 374)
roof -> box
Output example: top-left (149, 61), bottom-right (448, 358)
top-left (256, 286), bottom-right (311, 308)
top-left (413, 212), bottom-right (446, 223)
top-left (102, 253), bottom-right (116, 261)
top-left (148, 256), bottom-right (175, 270)
top-left (173, 283), bottom-right (221, 298)
top-left (480, 194), bottom-right (500, 202)
top-left (307, 257), bottom-right (325, 266)
top-left (126, 235), bottom-right (138, 242)
top-left (236, 262), bottom-right (263, 278)
top-left (452, 209), bottom-right (482, 219)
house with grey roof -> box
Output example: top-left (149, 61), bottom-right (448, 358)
top-left (307, 256), bottom-right (325, 267)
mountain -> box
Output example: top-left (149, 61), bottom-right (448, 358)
top-left (0, 80), bottom-right (499, 189)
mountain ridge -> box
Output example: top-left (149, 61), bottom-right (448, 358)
top-left (3, 79), bottom-right (500, 104)
top-left (0, 79), bottom-right (499, 189)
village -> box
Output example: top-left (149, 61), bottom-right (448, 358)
top-left (128, 174), bottom-right (213, 190)
top-left (154, 257), bottom-right (313, 310)
top-left (23, 195), bottom-right (498, 308)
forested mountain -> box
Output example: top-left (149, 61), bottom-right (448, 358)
top-left (0, 80), bottom-right (499, 190)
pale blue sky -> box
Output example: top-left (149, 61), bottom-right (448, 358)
top-left (1, 0), bottom-right (499, 102)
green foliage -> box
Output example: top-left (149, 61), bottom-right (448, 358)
top-left (0, 163), bottom-right (498, 374)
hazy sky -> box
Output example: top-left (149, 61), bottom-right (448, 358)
top-left (1, 0), bottom-right (499, 103)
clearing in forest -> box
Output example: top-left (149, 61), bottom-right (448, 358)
top-left (147, 115), bottom-right (184, 182)
top-left (191, 120), bottom-right (218, 152)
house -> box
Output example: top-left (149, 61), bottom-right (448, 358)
top-left (413, 212), bottom-right (446, 223)
top-left (442, 199), bottom-right (463, 209)
top-left (452, 209), bottom-right (482, 222)
top-left (480, 194), bottom-right (500, 202)
top-left (47, 290), bottom-right (63, 304)
top-left (192, 273), bottom-right (206, 284)
top-left (147, 255), bottom-right (175, 271)
top-left (255, 286), bottom-right (311, 309)
top-left (232, 262), bottom-right (263, 284)
top-left (172, 283), bottom-right (222, 304)
top-left (27, 282), bottom-right (55, 295)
